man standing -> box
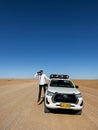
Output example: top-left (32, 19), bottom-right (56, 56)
top-left (34, 70), bottom-right (50, 102)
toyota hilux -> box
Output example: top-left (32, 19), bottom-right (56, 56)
top-left (44, 74), bottom-right (83, 114)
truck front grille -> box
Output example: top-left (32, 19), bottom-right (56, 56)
top-left (52, 93), bottom-right (78, 104)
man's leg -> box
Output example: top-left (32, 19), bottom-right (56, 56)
top-left (38, 85), bottom-right (42, 102)
top-left (44, 84), bottom-right (48, 93)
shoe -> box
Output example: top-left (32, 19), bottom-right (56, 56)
top-left (37, 99), bottom-right (40, 102)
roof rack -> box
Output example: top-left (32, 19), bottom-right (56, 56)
top-left (50, 74), bottom-right (69, 79)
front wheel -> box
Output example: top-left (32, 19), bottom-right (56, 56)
top-left (44, 105), bottom-right (50, 113)
top-left (75, 110), bottom-right (82, 115)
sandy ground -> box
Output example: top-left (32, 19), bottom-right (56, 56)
top-left (0, 79), bottom-right (98, 130)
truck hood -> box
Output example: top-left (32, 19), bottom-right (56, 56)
top-left (48, 86), bottom-right (80, 94)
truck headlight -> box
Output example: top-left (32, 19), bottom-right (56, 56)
top-left (76, 93), bottom-right (82, 98)
top-left (47, 91), bottom-right (54, 96)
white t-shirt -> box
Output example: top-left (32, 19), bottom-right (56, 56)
top-left (34, 73), bottom-right (50, 85)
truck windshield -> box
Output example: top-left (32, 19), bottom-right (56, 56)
top-left (50, 80), bottom-right (74, 88)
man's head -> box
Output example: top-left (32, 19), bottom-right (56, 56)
top-left (40, 70), bottom-right (43, 75)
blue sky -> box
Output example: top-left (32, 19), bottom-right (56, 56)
top-left (0, 0), bottom-right (98, 79)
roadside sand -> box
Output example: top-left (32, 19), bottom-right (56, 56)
top-left (0, 79), bottom-right (98, 130)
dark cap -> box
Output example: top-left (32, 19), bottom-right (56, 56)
top-left (40, 70), bottom-right (43, 72)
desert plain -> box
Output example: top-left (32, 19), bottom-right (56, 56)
top-left (0, 79), bottom-right (98, 130)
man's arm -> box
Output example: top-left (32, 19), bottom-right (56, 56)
top-left (34, 73), bottom-right (39, 79)
top-left (44, 74), bottom-right (50, 81)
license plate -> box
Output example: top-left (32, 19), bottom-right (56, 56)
top-left (60, 103), bottom-right (71, 108)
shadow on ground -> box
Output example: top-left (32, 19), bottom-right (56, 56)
top-left (38, 97), bottom-right (45, 105)
top-left (47, 109), bottom-right (82, 115)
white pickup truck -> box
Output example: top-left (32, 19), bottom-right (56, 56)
top-left (44, 74), bottom-right (83, 114)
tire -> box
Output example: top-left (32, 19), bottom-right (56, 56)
top-left (75, 110), bottom-right (82, 115)
top-left (44, 105), bottom-right (50, 113)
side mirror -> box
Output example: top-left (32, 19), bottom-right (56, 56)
top-left (75, 85), bottom-right (79, 89)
